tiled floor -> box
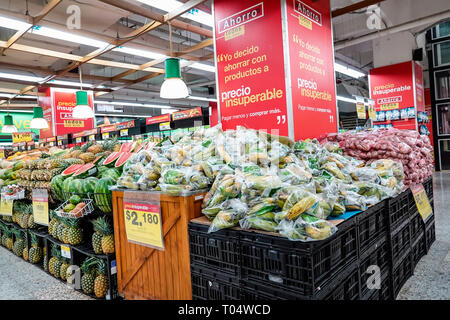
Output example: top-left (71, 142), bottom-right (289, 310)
top-left (0, 173), bottom-right (448, 300)
top-left (397, 171), bottom-right (450, 300)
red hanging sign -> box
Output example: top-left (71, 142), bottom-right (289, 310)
top-left (146, 114), bottom-right (171, 125)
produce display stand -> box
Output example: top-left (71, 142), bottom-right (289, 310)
top-left (111, 189), bottom-right (206, 300)
top-left (188, 176), bottom-right (436, 300)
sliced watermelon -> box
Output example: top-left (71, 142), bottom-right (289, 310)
top-left (119, 142), bottom-right (135, 153)
top-left (73, 163), bottom-right (97, 178)
top-left (61, 164), bottom-right (84, 177)
top-left (115, 152), bottom-right (133, 168)
top-left (103, 151), bottom-right (122, 167)
top-left (92, 155), bottom-right (104, 165)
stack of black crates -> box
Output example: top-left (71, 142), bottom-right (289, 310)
top-left (188, 176), bottom-right (435, 300)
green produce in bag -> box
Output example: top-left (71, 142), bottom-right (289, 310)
top-left (247, 198), bottom-right (277, 216)
top-left (240, 215), bottom-right (278, 232)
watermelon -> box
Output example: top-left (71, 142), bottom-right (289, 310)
top-left (97, 166), bottom-right (108, 177)
top-left (68, 179), bottom-right (84, 194)
top-left (132, 143), bottom-right (144, 153)
top-left (82, 177), bottom-right (98, 198)
top-left (62, 164), bottom-right (83, 177)
top-left (62, 176), bottom-right (75, 197)
top-left (101, 168), bottom-right (120, 181)
top-left (119, 142), bottom-right (135, 153)
top-left (115, 152), bottom-right (132, 169)
top-left (94, 177), bottom-right (115, 213)
top-left (73, 163), bottom-right (97, 178)
top-left (69, 195), bottom-right (81, 205)
top-left (50, 174), bottom-right (66, 201)
top-left (92, 156), bottom-right (103, 165)
top-left (103, 152), bottom-right (122, 167)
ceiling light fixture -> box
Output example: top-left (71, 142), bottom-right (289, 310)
top-left (2, 113), bottom-right (18, 133)
top-left (30, 92), bottom-right (48, 129)
top-left (136, 0), bottom-right (213, 26)
top-left (160, 58), bottom-right (189, 99)
top-left (72, 68), bottom-right (95, 119)
top-left (335, 62), bottom-right (366, 79)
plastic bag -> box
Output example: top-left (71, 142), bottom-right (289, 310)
top-left (277, 215), bottom-right (337, 241)
top-left (208, 198), bottom-right (248, 233)
top-left (240, 215), bottom-right (278, 232)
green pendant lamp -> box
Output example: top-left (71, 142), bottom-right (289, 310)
top-left (72, 68), bottom-right (94, 119)
top-left (2, 113), bottom-right (17, 134)
top-left (30, 105), bottom-right (49, 129)
top-left (160, 58), bottom-right (189, 99)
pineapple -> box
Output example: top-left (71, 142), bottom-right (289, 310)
top-left (94, 216), bottom-right (115, 254)
top-left (48, 245), bottom-right (59, 275)
top-left (80, 257), bottom-right (97, 295)
top-left (63, 223), bottom-right (70, 244)
top-left (56, 219), bottom-right (66, 242)
top-left (94, 259), bottom-right (109, 299)
top-left (67, 219), bottom-right (83, 246)
top-left (60, 257), bottom-right (70, 281)
top-left (12, 229), bottom-right (25, 257)
top-left (51, 245), bottom-right (63, 279)
top-left (91, 231), bottom-right (103, 254)
top-left (19, 212), bottom-right (30, 229)
top-left (48, 211), bottom-right (58, 235)
top-left (29, 233), bottom-right (43, 264)
top-left (23, 244), bottom-right (29, 261)
top-left (27, 213), bottom-right (36, 229)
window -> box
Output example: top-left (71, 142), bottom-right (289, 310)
top-left (434, 69), bottom-right (450, 100)
top-left (433, 40), bottom-right (450, 66)
top-left (437, 104), bottom-right (450, 135)
top-left (432, 21), bottom-right (450, 40)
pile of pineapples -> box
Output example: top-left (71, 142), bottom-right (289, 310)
top-left (91, 216), bottom-right (115, 255)
top-left (80, 256), bottom-right (110, 299)
top-left (11, 201), bottom-right (36, 229)
top-left (0, 225), bottom-right (43, 264)
top-left (48, 212), bottom-right (83, 246)
top-left (48, 244), bottom-right (71, 282)
top-left (0, 223), bottom-right (13, 251)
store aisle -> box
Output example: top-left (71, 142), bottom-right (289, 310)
top-left (0, 248), bottom-right (92, 300)
top-left (397, 172), bottom-right (450, 300)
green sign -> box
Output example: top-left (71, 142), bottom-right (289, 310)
top-left (0, 112), bottom-right (40, 135)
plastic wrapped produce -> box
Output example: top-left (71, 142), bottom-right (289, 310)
top-left (323, 128), bottom-right (432, 187)
top-left (277, 215), bottom-right (337, 241)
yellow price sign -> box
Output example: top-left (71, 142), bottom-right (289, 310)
top-left (12, 132), bottom-right (32, 143)
top-left (411, 184), bottom-right (433, 222)
top-left (368, 105), bottom-right (376, 120)
top-left (380, 103), bottom-right (399, 111)
top-left (0, 149), bottom-right (5, 159)
top-left (75, 137), bottom-right (82, 144)
top-left (356, 102), bottom-right (366, 119)
top-left (61, 245), bottom-right (71, 259)
top-left (0, 196), bottom-right (13, 216)
top-left (120, 129), bottom-right (128, 137)
top-left (102, 132), bottom-right (109, 140)
top-left (32, 189), bottom-right (49, 226)
top-left (123, 201), bottom-right (164, 250)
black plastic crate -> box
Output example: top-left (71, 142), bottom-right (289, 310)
top-left (324, 264), bottom-right (360, 300)
top-left (409, 210), bottom-right (425, 244)
top-left (71, 245), bottom-right (118, 300)
top-left (359, 234), bottom-right (390, 299)
top-left (240, 280), bottom-right (297, 300)
top-left (411, 232), bottom-right (426, 271)
top-left (389, 220), bottom-right (411, 267)
top-left (240, 219), bottom-right (358, 298)
top-left (364, 266), bottom-right (392, 300)
top-left (356, 200), bottom-right (387, 255)
top-left (191, 265), bottom-right (241, 300)
top-left (391, 249), bottom-right (413, 298)
top-left (424, 216), bottom-right (436, 253)
top-left (188, 221), bottom-right (240, 276)
top-left (387, 189), bottom-right (410, 232)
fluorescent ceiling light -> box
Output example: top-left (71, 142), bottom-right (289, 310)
top-left (136, 0), bottom-right (213, 26)
top-left (0, 110), bottom-right (33, 113)
top-left (0, 16), bottom-right (31, 31)
top-left (114, 47), bottom-right (165, 60)
top-left (188, 96), bottom-right (217, 102)
top-left (0, 93), bottom-right (36, 99)
top-left (335, 62), bottom-right (366, 78)
top-left (188, 62), bottom-right (215, 73)
top-left (95, 101), bottom-right (173, 109)
top-left (32, 26), bottom-right (108, 48)
top-left (336, 96), bottom-right (357, 103)
top-left (0, 72), bottom-right (43, 83)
